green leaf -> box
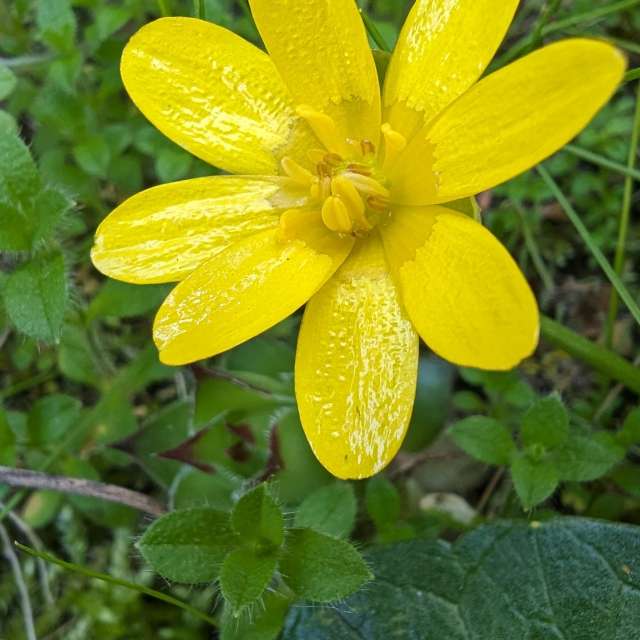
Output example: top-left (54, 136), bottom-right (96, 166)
top-left (3, 252), bottom-right (68, 343)
top-left (87, 280), bottom-right (170, 321)
top-left (138, 508), bottom-right (238, 584)
top-left (0, 127), bottom-right (39, 206)
top-left (36, 0), bottom-right (77, 52)
top-left (552, 433), bottom-right (625, 482)
top-left (0, 64), bottom-right (17, 100)
top-left (0, 409), bottom-right (16, 466)
top-left (155, 146), bottom-right (192, 182)
top-left (221, 590), bottom-right (291, 640)
top-left (220, 548), bottom-right (278, 613)
top-left (72, 135), bottom-right (111, 178)
top-left (294, 482), bottom-right (356, 539)
top-left (365, 475), bottom-right (400, 530)
top-left (521, 394), bottom-right (569, 449)
top-left (617, 407), bottom-right (640, 447)
top-left (28, 394), bottom-right (82, 445)
top-left (280, 529), bottom-right (372, 602)
top-left (284, 518), bottom-right (640, 639)
top-left (57, 323), bottom-right (103, 388)
top-left (403, 356), bottom-right (455, 451)
top-left (449, 416), bottom-right (515, 465)
top-left (273, 411), bottom-right (330, 504)
top-left (232, 484), bottom-right (284, 550)
top-left (511, 454), bottom-right (559, 509)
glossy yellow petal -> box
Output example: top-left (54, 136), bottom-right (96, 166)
top-left (296, 234), bottom-right (419, 479)
top-left (154, 217), bottom-right (354, 365)
top-left (248, 0), bottom-right (381, 145)
top-left (390, 39), bottom-right (626, 205)
top-left (381, 207), bottom-right (539, 370)
top-left (121, 17), bottom-right (316, 175)
top-left (384, 0), bottom-right (518, 139)
top-left (91, 176), bottom-right (309, 284)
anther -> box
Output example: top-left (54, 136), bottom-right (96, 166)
top-left (281, 157), bottom-right (313, 186)
top-left (296, 104), bottom-right (348, 156)
top-left (367, 195), bottom-right (391, 213)
top-left (343, 172), bottom-right (391, 199)
top-left (322, 196), bottom-right (353, 234)
top-left (381, 123), bottom-right (407, 172)
top-left (360, 139), bottom-right (376, 157)
top-left (332, 176), bottom-right (371, 231)
top-left (346, 163), bottom-right (372, 176)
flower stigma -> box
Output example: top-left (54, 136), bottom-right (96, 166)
top-left (279, 105), bottom-right (407, 238)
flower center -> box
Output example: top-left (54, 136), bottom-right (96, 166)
top-left (279, 106), bottom-right (407, 237)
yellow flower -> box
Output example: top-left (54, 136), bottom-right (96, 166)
top-left (91, 1), bottom-right (625, 479)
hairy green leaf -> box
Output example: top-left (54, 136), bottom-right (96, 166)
top-left (449, 416), bottom-right (515, 465)
top-left (138, 508), bottom-right (238, 584)
top-left (280, 529), bottom-right (372, 602)
top-left (220, 548), bottom-right (277, 613)
top-left (3, 251), bottom-right (68, 342)
top-left (294, 482), bottom-right (356, 539)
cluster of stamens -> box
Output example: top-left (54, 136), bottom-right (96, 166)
top-left (279, 105), bottom-right (407, 237)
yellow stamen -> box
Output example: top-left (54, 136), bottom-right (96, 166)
top-left (281, 156), bottom-right (313, 186)
top-left (296, 104), bottom-right (348, 156)
top-left (343, 172), bottom-right (391, 199)
top-left (381, 122), bottom-right (407, 172)
top-left (331, 176), bottom-right (371, 231)
top-left (321, 196), bottom-right (353, 234)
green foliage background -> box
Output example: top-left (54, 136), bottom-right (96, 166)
top-left (1, 0), bottom-right (640, 638)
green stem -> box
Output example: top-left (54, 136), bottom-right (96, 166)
top-left (624, 68), bottom-right (640, 84)
top-left (564, 144), bottom-right (640, 181)
top-left (605, 81), bottom-right (640, 346)
top-left (540, 316), bottom-right (640, 394)
top-left (156, 0), bottom-right (170, 16)
top-left (537, 165), bottom-right (640, 328)
top-left (494, 0), bottom-right (562, 68)
top-left (193, 0), bottom-right (204, 18)
top-left (15, 543), bottom-right (218, 628)
top-left (359, 9), bottom-right (390, 52)
top-left (0, 54), bottom-right (54, 68)
top-left (541, 0), bottom-right (640, 35)
top-left (513, 202), bottom-right (554, 293)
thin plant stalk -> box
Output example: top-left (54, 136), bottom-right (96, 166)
top-left (564, 144), bottom-right (640, 181)
top-left (16, 543), bottom-right (218, 628)
top-left (605, 81), bottom-right (640, 346)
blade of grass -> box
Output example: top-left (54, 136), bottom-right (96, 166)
top-left (605, 80), bottom-right (640, 346)
top-left (540, 316), bottom-right (640, 394)
top-left (156, 0), bottom-right (170, 16)
top-left (624, 68), bottom-right (640, 84)
top-left (564, 144), bottom-right (640, 181)
top-left (513, 201), bottom-right (554, 293)
top-left (537, 165), bottom-right (640, 328)
top-left (15, 542), bottom-right (218, 628)
top-left (360, 9), bottom-right (390, 52)
top-left (493, 0), bottom-right (562, 69)
top-left (541, 0), bottom-right (640, 36)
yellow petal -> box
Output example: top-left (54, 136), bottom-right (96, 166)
top-left (384, 0), bottom-right (518, 139)
top-left (296, 234), bottom-right (419, 479)
top-left (381, 207), bottom-right (539, 370)
top-left (248, 0), bottom-right (381, 145)
top-left (91, 176), bottom-right (306, 284)
top-left (121, 17), bottom-right (316, 175)
top-left (154, 219), bottom-right (354, 365)
top-left (390, 39), bottom-right (626, 205)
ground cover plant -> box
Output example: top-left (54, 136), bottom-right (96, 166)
top-left (1, 1), bottom-right (640, 638)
